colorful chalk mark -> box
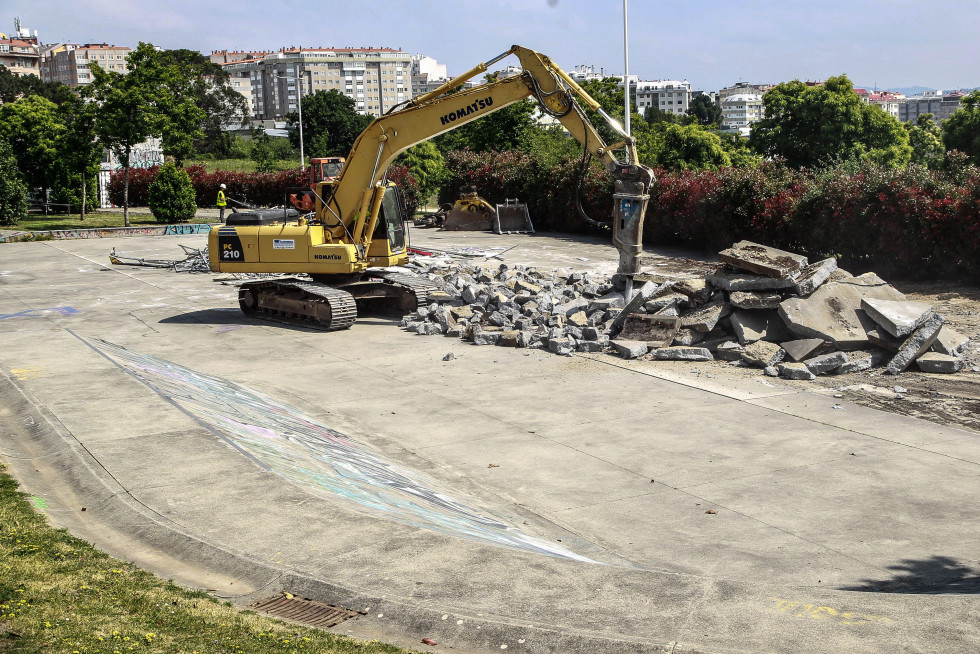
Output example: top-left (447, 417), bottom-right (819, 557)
top-left (0, 307), bottom-right (78, 320)
top-left (83, 337), bottom-right (592, 562)
top-left (769, 597), bottom-right (894, 626)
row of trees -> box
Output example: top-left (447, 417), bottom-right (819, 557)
top-left (0, 45), bottom-right (248, 226)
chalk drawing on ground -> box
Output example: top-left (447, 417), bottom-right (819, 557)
top-left (0, 307), bottom-right (79, 320)
top-left (83, 336), bottom-right (593, 562)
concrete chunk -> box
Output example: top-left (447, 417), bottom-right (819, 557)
top-left (681, 301), bottom-right (732, 333)
top-left (781, 338), bottom-right (829, 362)
top-left (804, 351), bottom-right (848, 375)
top-left (778, 273), bottom-right (906, 350)
top-left (671, 278), bottom-right (713, 303)
top-left (729, 291), bottom-right (783, 310)
top-left (885, 313), bottom-right (945, 375)
top-left (730, 309), bottom-right (791, 345)
top-left (916, 352), bottom-right (965, 374)
top-left (708, 272), bottom-right (797, 292)
top-left (717, 240), bottom-right (807, 279)
top-left (618, 314), bottom-right (681, 347)
top-left (610, 340), bottom-right (650, 359)
top-left (651, 346), bottom-right (713, 361)
top-left (777, 362), bottom-right (816, 380)
top-left (609, 282), bottom-right (660, 334)
top-left (741, 340), bottom-right (786, 368)
top-left (867, 327), bottom-right (903, 353)
top-left (715, 341), bottom-right (744, 361)
top-left (793, 258), bottom-right (838, 296)
top-left (861, 298), bottom-right (933, 338)
top-left (931, 325), bottom-right (970, 357)
top-left (673, 328), bottom-right (706, 346)
top-left (837, 349), bottom-right (889, 373)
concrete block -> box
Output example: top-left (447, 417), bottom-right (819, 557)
top-left (715, 341), bottom-right (744, 361)
top-left (867, 327), bottom-right (903, 353)
top-left (499, 330), bottom-right (521, 347)
top-left (568, 311), bottom-right (589, 327)
top-left (885, 313), bottom-right (945, 375)
top-left (778, 273), bottom-right (906, 350)
top-left (547, 337), bottom-right (576, 356)
top-left (609, 282), bottom-right (660, 333)
top-left (916, 352), bottom-right (965, 374)
top-left (781, 338), bottom-right (829, 362)
top-left (644, 292), bottom-right (687, 314)
top-left (617, 314), bottom-right (681, 347)
top-left (472, 330), bottom-right (503, 346)
top-left (793, 258), bottom-right (838, 296)
top-left (576, 339), bottom-right (608, 353)
top-left (514, 279), bottom-right (541, 294)
top-left (930, 325), bottom-right (970, 357)
top-left (764, 365), bottom-right (780, 377)
top-left (729, 291), bottom-right (783, 310)
top-left (741, 340), bottom-right (786, 368)
top-left (803, 351), bottom-right (848, 375)
top-left (610, 340), bottom-right (650, 359)
top-left (681, 301), bottom-right (732, 333)
top-left (673, 328), bottom-right (706, 346)
top-left (418, 322), bottom-right (443, 336)
top-left (717, 240), bottom-right (807, 279)
top-left (651, 347), bottom-right (713, 361)
top-left (708, 272), bottom-right (797, 292)
top-left (671, 278), bottom-right (713, 303)
top-left (861, 298), bottom-right (933, 338)
top-left (588, 291), bottom-right (625, 314)
top-left (778, 362), bottom-right (816, 380)
top-left (730, 309), bottom-right (791, 345)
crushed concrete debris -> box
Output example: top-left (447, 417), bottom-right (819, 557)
top-left (399, 239), bottom-right (973, 379)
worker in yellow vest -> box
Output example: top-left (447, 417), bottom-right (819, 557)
top-left (217, 183), bottom-right (227, 222)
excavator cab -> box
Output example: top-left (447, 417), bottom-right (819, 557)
top-left (367, 185), bottom-right (407, 259)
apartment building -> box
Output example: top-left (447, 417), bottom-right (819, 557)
top-left (718, 81), bottom-right (773, 103)
top-left (230, 46), bottom-right (414, 120)
top-left (40, 43), bottom-right (131, 86)
top-left (635, 79), bottom-right (691, 115)
top-left (721, 93), bottom-right (764, 133)
top-left (0, 36), bottom-right (39, 77)
top-left (854, 88), bottom-right (905, 119)
top-left (899, 90), bottom-right (966, 123)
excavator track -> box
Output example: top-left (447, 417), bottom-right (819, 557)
top-left (238, 278), bottom-right (357, 331)
top-left (371, 271), bottom-right (440, 309)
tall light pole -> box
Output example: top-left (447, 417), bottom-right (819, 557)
top-left (623, 0), bottom-right (631, 147)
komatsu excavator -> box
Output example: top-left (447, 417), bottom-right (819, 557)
top-left (209, 45), bottom-right (654, 330)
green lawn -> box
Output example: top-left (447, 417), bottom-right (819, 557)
top-left (11, 214), bottom-right (214, 232)
top-left (185, 159), bottom-right (301, 174)
top-left (0, 463), bottom-right (414, 653)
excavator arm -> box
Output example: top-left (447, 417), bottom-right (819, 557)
top-left (318, 45), bottom-right (653, 279)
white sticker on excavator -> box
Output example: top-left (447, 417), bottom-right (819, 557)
top-left (273, 239), bottom-right (295, 249)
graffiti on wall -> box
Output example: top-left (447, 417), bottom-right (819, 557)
top-left (84, 337), bottom-right (593, 562)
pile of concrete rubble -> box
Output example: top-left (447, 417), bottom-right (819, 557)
top-left (401, 241), bottom-right (972, 378)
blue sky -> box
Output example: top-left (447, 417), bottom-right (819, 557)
top-left (11, 0), bottom-right (980, 92)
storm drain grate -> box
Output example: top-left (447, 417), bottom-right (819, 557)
top-left (250, 593), bottom-right (360, 628)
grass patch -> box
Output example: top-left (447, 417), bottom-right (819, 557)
top-left (0, 462), bottom-right (416, 653)
top-left (13, 214), bottom-right (214, 232)
top-left (185, 159), bottom-right (301, 174)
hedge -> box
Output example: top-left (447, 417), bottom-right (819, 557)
top-left (441, 152), bottom-right (980, 280)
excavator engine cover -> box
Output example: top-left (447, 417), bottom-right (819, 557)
top-left (227, 208), bottom-right (300, 226)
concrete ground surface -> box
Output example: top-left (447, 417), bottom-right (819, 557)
top-left (0, 229), bottom-right (978, 654)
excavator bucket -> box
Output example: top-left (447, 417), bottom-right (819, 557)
top-left (493, 199), bottom-right (534, 234)
top-left (442, 191), bottom-right (496, 231)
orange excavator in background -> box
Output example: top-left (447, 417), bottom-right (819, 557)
top-left (209, 45), bottom-right (654, 330)
top-left (288, 157), bottom-right (345, 212)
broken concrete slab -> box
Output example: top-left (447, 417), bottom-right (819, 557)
top-left (741, 340), bottom-right (785, 368)
top-left (617, 314), bottom-right (680, 348)
top-left (861, 298), bottom-right (934, 338)
top-left (717, 240), bottom-right (807, 279)
top-left (885, 313), bottom-right (945, 375)
top-left (610, 340), bottom-right (649, 359)
top-left (644, 292), bottom-right (687, 314)
top-left (671, 278), bottom-right (713, 303)
top-left (930, 325), bottom-right (970, 357)
top-left (547, 337), bottom-right (576, 356)
top-left (651, 346), bottom-right (713, 361)
top-left (681, 301), bottom-right (733, 333)
top-left (837, 349), bottom-right (889, 374)
top-left (715, 341), bottom-right (744, 361)
top-left (707, 272), bottom-right (797, 292)
top-left (780, 338), bottom-right (829, 362)
top-left (793, 258), bottom-right (838, 296)
top-left (867, 327), bottom-right (903, 353)
top-left (777, 362), bottom-right (816, 380)
top-left (804, 351), bottom-right (848, 375)
top-left (672, 328), bottom-right (706, 346)
top-left (608, 282), bottom-right (660, 334)
top-left (729, 291), bottom-right (783, 310)
top-left (729, 310), bottom-right (792, 345)
top-left (916, 352), bottom-right (965, 374)
top-left (778, 273), bottom-right (907, 350)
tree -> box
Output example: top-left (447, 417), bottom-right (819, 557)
top-left (53, 91), bottom-right (102, 218)
top-left (148, 161), bottom-right (197, 223)
top-left (287, 90), bottom-right (372, 159)
top-left (89, 44), bottom-right (162, 226)
top-left (941, 90), bottom-right (980, 165)
top-left (395, 141), bottom-right (447, 202)
top-left (155, 49), bottom-right (248, 158)
top-left (638, 122), bottom-right (732, 171)
top-left (433, 98), bottom-right (537, 154)
top-left (687, 94), bottom-right (723, 127)
top-left (0, 95), bottom-right (64, 195)
top-left (0, 63), bottom-right (65, 104)
top-left (0, 138), bottom-right (29, 225)
top-left (905, 113), bottom-right (944, 169)
top-left (749, 74), bottom-right (911, 169)
top-left (644, 105), bottom-right (683, 125)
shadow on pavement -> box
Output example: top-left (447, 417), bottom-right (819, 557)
top-left (840, 556), bottom-right (980, 594)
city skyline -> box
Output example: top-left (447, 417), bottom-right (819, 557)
top-left (8, 0), bottom-right (980, 93)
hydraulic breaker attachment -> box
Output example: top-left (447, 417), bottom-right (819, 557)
top-left (610, 164), bottom-right (655, 292)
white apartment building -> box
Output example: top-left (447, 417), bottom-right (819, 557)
top-left (721, 93), bottom-right (764, 133)
top-left (231, 46), bottom-right (413, 120)
top-left (0, 18), bottom-right (39, 78)
top-left (635, 79), bottom-right (692, 116)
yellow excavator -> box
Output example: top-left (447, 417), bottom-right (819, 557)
top-left (208, 45), bottom-right (654, 330)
